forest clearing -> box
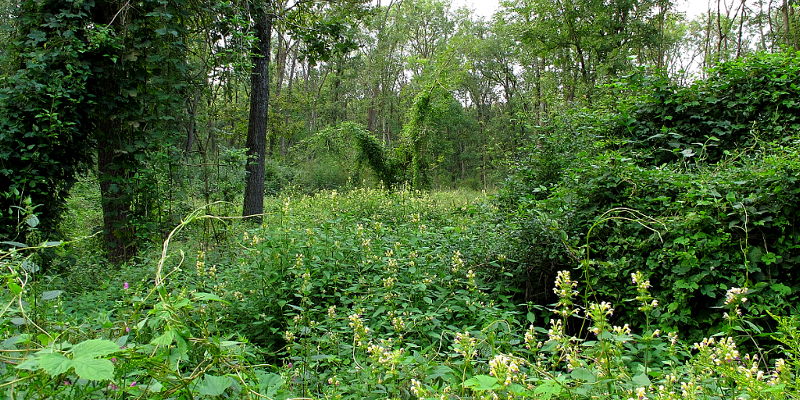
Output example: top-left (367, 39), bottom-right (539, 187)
top-left (2, 0), bottom-right (800, 398)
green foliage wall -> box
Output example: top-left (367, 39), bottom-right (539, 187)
top-left (495, 52), bottom-right (800, 336)
top-left (0, 0), bottom-right (97, 240)
top-left (0, 0), bottom-right (190, 258)
top-left (622, 52), bottom-right (800, 164)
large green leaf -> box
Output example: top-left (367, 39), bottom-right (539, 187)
top-left (151, 329), bottom-right (176, 346)
top-left (533, 380), bottom-right (563, 400)
top-left (72, 358), bottom-right (114, 381)
top-left (41, 290), bottom-right (63, 301)
top-left (197, 374), bottom-right (234, 397)
top-left (36, 353), bottom-right (72, 376)
top-left (71, 339), bottom-right (121, 359)
top-left (462, 375), bottom-right (499, 391)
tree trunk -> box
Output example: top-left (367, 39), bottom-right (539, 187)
top-left (97, 124), bottom-right (136, 263)
top-left (243, 1), bottom-right (273, 220)
top-left (92, 1), bottom-right (136, 263)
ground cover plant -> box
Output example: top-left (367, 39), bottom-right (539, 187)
top-left (2, 187), bottom-right (800, 399)
top-left (3, 1), bottom-right (800, 398)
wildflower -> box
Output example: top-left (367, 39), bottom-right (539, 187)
top-left (383, 276), bottom-right (396, 288)
top-left (524, 324), bottom-right (537, 350)
top-left (108, 383), bottom-right (118, 390)
top-left (130, 381), bottom-right (137, 387)
top-left (547, 319), bottom-right (564, 342)
top-left (631, 271), bottom-right (657, 312)
top-left (410, 379), bottom-right (423, 397)
top-left (553, 270), bottom-right (579, 317)
top-left (451, 250), bottom-right (465, 272)
top-left (391, 316), bottom-right (406, 331)
top-left (348, 313), bottom-right (370, 347)
top-left (489, 354), bottom-right (524, 386)
top-left (667, 331), bottom-right (679, 346)
top-left (724, 287), bottom-right (749, 305)
top-left (123, 282), bottom-right (129, 290)
top-left (454, 331), bottom-right (477, 359)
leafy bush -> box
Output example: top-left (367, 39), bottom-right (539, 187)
top-left (495, 52), bottom-right (800, 337)
top-left (620, 51), bottom-right (800, 164)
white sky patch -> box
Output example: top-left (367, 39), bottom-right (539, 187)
top-left (451, 0), bottom-right (711, 21)
top-left (451, 0), bottom-right (500, 19)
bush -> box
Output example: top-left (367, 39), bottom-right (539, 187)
top-left (620, 51), bottom-right (800, 165)
top-left (494, 52), bottom-right (800, 337)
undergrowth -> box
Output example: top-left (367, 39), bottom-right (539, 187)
top-left (1, 188), bottom-right (799, 399)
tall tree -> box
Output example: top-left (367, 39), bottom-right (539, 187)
top-left (243, 1), bottom-right (273, 220)
top-left (241, 0), bottom-right (369, 220)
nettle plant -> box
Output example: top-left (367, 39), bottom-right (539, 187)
top-left (0, 220), bottom-right (280, 399)
top-left (394, 271), bottom-right (798, 400)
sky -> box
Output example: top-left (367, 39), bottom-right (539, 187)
top-left (450, 0), bottom-right (710, 20)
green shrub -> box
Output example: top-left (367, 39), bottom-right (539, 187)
top-left (495, 52), bottom-right (800, 336)
top-left (621, 51), bottom-right (800, 164)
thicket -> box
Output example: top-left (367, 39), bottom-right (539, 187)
top-left (4, 189), bottom-right (800, 399)
top-left (496, 51), bottom-right (800, 336)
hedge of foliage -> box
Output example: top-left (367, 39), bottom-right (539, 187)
top-left (496, 52), bottom-right (800, 336)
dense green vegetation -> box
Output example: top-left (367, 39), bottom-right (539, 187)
top-left (2, 0), bottom-right (800, 398)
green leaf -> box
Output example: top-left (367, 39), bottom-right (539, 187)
top-left (37, 353), bottom-right (72, 376)
top-left (197, 374), bottom-right (233, 396)
top-left (25, 215), bottom-right (39, 228)
top-left (256, 372), bottom-right (283, 397)
top-left (151, 329), bottom-right (176, 346)
top-left (16, 357), bottom-right (39, 371)
top-left (462, 375), bottom-right (499, 391)
top-left (42, 290), bottom-right (63, 301)
top-left (533, 380), bottom-right (563, 400)
top-left (72, 358), bottom-right (114, 381)
top-left (427, 365), bottom-right (455, 382)
top-left (1, 241), bottom-right (27, 248)
top-left (71, 339), bottom-right (121, 359)
top-left (194, 292), bottom-right (228, 303)
top-left (632, 373), bottom-right (651, 386)
top-left (8, 281), bottom-right (22, 296)
top-left (526, 311), bottom-right (536, 323)
top-left (570, 367), bottom-right (596, 382)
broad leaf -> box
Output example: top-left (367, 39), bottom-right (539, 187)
top-left (73, 358), bottom-right (114, 381)
top-left (37, 353), bottom-right (72, 376)
top-left (197, 374), bottom-right (233, 396)
top-left (462, 375), bottom-right (499, 391)
top-left (42, 290), bottom-right (63, 301)
top-left (71, 339), bottom-right (121, 359)
top-left (151, 329), bottom-right (176, 346)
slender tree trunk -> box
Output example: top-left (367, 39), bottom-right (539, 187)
top-left (243, 1), bottom-right (273, 220)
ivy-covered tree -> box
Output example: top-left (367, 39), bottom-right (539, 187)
top-left (0, 0), bottom-right (190, 262)
top-left (0, 0), bottom-right (97, 241)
